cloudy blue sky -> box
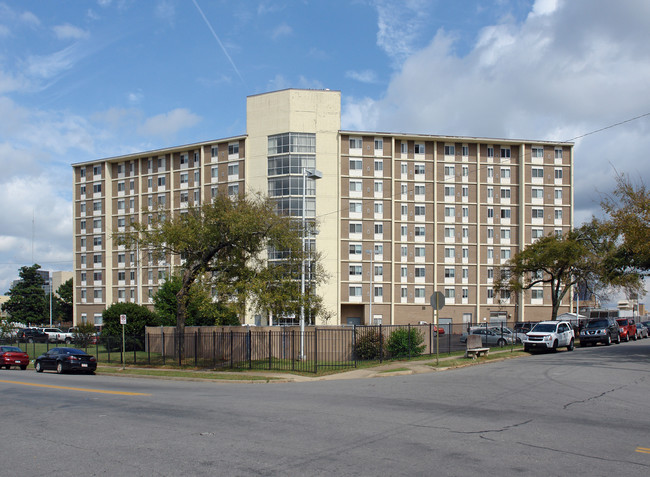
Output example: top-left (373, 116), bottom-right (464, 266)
top-left (1, 0), bottom-right (649, 295)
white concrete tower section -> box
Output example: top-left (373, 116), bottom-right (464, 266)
top-left (246, 89), bottom-right (342, 324)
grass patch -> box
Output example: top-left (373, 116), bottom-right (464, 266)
top-left (97, 366), bottom-right (279, 381)
top-left (426, 349), bottom-right (529, 369)
top-left (377, 367), bottom-right (410, 373)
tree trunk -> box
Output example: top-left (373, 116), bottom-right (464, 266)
top-left (175, 268), bottom-right (195, 361)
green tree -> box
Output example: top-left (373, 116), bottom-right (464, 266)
top-left (55, 278), bottom-right (74, 323)
top-left (1, 264), bottom-right (47, 324)
top-left (122, 193), bottom-right (326, 357)
top-left (153, 274), bottom-right (239, 327)
top-left (496, 224), bottom-right (642, 321)
top-left (599, 174), bottom-right (650, 278)
top-left (102, 302), bottom-right (159, 337)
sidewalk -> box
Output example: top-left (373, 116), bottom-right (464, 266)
top-left (97, 349), bottom-right (524, 383)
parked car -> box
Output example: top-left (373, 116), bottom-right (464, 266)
top-left (512, 322), bottom-right (536, 343)
top-left (34, 347), bottom-right (97, 374)
top-left (642, 322), bottom-right (650, 336)
top-left (579, 318), bottom-right (620, 346)
top-left (523, 321), bottom-right (575, 352)
top-left (16, 328), bottom-right (48, 343)
top-left (460, 327), bottom-right (513, 347)
top-left (616, 318), bottom-right (637, 342)
top-left (635, 323), bottom-right (648, 339)
top-left (0, 345), bottom-right (30, 370)
top-left (489, 326), bottom-right (520, 343)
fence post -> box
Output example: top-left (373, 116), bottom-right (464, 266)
top-left (268, 329), bottom-right (272, 370)
top-left (408, 323), bottom-right (412, 359)
top-left (107, 336), bottom-right (111, 363)
top-left (178, 329), bottom-right (182, 367)
top-left (161, 329), bottom-right (165, 366)
top-left (353, 325), bottom-right (357, 368)
top-left (429, 323), bottom-right (433, 356)
top-left (195, 329), bottom-right (199, 367)
top-left (314, 327), bottom-right (318, 374)
top-left (291, 329), bottom-right (295, 371)
top-left (379, 324), bottom-right (383, 363)
top-left (147, 332), bottom-right (150, 365)
top-left (213, 331), bottom-right (216, 368)
top-left (229, 330), bottom-right (233, 369)
top-left (248, 328), bottom-right (252, 370)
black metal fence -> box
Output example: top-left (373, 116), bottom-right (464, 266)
top-left (1, 322), bottom-right (521, 373)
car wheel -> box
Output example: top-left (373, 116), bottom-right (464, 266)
top-left (497, 338), bottom-right (506, 347)
top-left (567, 339), bottom-right (574, 351)
top-left (552, 340), bottom-right (558, 352)
top-left (632, 333), bottom-right (637, 341)
top-left (605, 334), bottom-right (612, 346)
top-left (56, 362), bottom-right (64, 374)
top-left (35, 361), bottom-right (43, 373)
top-left (20, 365), bottom-right (27, 370)
top-left (616, 334), bottom-right (621, 344)
top-left (524, 344), bottom-right (530, 352)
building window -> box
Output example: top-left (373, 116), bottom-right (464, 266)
top-left (462, 146), bottom-right (469, 156)
top-left (532, 289), bottom-right (544, 299)
top-left (158, 176), bottom-right (166, 187)
top-left (349, 222), bottom-right (362, 234)
top-left (532, 228), bottom-right (544, 239)
top-left (349, 286), bottom-right (362, 297)
top-left (532, 167), bottom-right (544, 178)
top-left (374, 138), bottom-right (383, 152)
top-left (349, 159), bottom-right (362, 172)
top-left (444, 145), bottom-right (455, 155)
top-left (414, 246), bottom-right (425, 258)
top-left (350, 201), bottom-right (362, 214)
top-left (554, 168), bottom-right (563, 179)
top-left (349, 243), bottom-right (362, 256)
top-left (349, 180), bottom-right (362, 193)
top-left (532, 187), bottom-right (544, 199)
top-left (501, 188), bottom-right (511, 199)
top-left (532, 208), bottom-right (544, 219)
top-left (500, 148), bottom-right (511, 158)
top-left (444, 165), bottom-right (455, 176)
top-left (555, 148), bottom-right (563, 159)
top-left (501, 167), bottom-right (511, 179)
top-left (374, 160), bottom-right (383, 173)
top-left (228, 142), bottom-right (239, 156)
top-left (444, 268), bottom-right (455, 278)
top-left (532, 146), bottom-right (544, 158)
top-left (349, 137), bottom-right (362, 149)
top-left (500, 208), bottom-right (511, 219)
top-left (414, 143), bottom-right (425, 154)
top-left (414, 164), bottom-right (425, 175)
top-left (401, 142), bottom-right (408, 154)
top-left (349, 265), bottom-right (362, 277)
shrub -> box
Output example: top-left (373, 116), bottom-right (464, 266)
top-left (354, 328), bottom-right (385, 360)
top-left (386, 327), bottom-right (426, 358)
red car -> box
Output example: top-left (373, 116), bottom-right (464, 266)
top-left (616, 318), bottom-right (637, 342)
top-left (0, 346), bottom-right (30, 370)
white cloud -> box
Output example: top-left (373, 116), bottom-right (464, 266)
top-left (25, 44), bottom-right (84, 80)
top-left (19, 11), bottom-right (40, 27)
top-left (137, 108), bottom-right (202, 137)
top-left (373, 0), bottom-right (429, 65)
top-left (344, 0), bottom-right (650, 223)
top-left (155, 0), bottom-right (176, 25)
top-left (53, 23), bottom-right (89, 40)
top-left (345, 69), bottom-right (378, 84)
top-left (271, 23), bottom-right (292, 40)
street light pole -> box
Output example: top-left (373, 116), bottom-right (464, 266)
top-left (300, 167), bottom-right (322, 360)
top-left (366, 248), bottom-right (373, 325)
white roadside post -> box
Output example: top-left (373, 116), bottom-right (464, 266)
top-left (120, 314), bottom-right (127, 369)
top-left (430, 292), bottom-right (445, 365)
top-left (300, 168), bottom-right (322, 361)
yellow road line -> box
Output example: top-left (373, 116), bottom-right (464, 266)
top-left (0, 379), bottom-right (151, 396)
top-left (636, 447), bottom-right (650, 454)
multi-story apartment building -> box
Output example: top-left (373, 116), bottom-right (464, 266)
top-left (72, 89), bottom-right (573, 328)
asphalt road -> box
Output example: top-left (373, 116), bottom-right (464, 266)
top-left (2, 340), bottom-right (649, 476)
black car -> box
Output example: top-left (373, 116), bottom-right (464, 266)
top-left (16, 328), bottom-right (48, 343)
top-left (579, 318), bottom-right (621, 346)
top-left (34, 347), bottom-right (97, 374)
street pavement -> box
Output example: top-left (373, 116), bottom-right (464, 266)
top-left (2, 339), bottom-right (649, 476)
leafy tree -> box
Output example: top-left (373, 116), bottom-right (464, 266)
top-left (102, 302), bottom-right (159, 338)
top-left (386, 327), bottom-right (426, 358)
top-left (1, 264), bottom-right (47, 324)
top-left (599, 174), bottom-right (650, 278)
top-left (121, 193), bottom-right (326, 358)
top-left (71, 322), bottom-right (96, 348)
top-left (496, 224), bottom-right (642, 321)
top-left (153, 274), bottom-right (239, 327)
top-left (55, 278), bottom-right (74, 323)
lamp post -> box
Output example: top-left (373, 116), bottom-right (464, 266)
top-left (366, 248), bottom-right (373, 325)
top-left (300, 167), bottom-right (322, 360)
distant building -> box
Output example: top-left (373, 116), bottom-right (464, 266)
top-left (72, 88), bottom-right (574, 328)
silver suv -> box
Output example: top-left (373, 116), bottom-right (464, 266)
top-left (523, 321), bottom-right (575, 352)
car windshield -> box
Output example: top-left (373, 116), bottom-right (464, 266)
top-left (1, 346), bottom-right (22, 352)
top-left (531, 324), bottom-right (557, 333)
top-left (587, 320), bottom-right (608, 329)
top-left (616, 319), bottom-right (628, 325)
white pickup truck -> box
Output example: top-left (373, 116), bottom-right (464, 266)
top-left (40, 327), bottom-right (74, 344)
